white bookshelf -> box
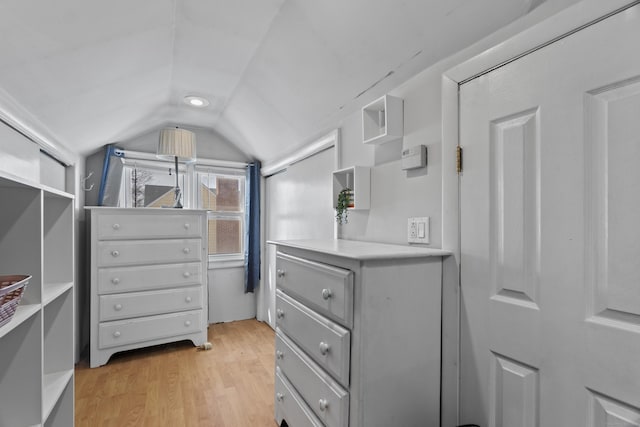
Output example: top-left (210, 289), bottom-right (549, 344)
top-left (362, 94), bottom-right (403, 144)
top-left (0, 171), bottom-right (75, 427)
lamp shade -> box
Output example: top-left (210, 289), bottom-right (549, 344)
top-left (157, 127), bottom-right (197, 162)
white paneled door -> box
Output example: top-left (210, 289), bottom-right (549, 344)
top-left (460, 4), bottom-right (640, 426)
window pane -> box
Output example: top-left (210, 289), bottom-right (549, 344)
top-left (216, 177), bottom-right (242, 211)
top-left (199, 174), bottom-right (216, 210)
top-left (208, 218), bottom-right (242, 255)
top-left (199, 174), bottom-right (243, 212)
top-left (122, 165), bottom-right (184, 208)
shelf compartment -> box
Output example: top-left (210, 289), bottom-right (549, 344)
top-left (362, 94), bottom-right (403, 144)
top-left (332, 166), bottom-right (370, 211)
top-left (0, 312), bottom-right (42, 427)
top-left (43, 194), bottom-right (74, 285)
top-left (44, 375), bottom-right (74, 427)
top-left (43, 282), bottom-right (74, 307)
top-left (0, 303), bottom-right (40, 339)
top-left (43, 288), bottom-right (73, 406)
top-left (43, 369), bottom-right (73, 422)
top-left (0, 187), bottom-right (42, 305)
top-left (41, 185), bottom-right (74, 200)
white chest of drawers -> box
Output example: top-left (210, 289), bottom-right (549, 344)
top-left (271, 239), bottom-right (448, 427)
top-left (87, 208), bottom-right (208, 368)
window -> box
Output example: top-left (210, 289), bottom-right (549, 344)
top-left (197, 169), bottom-right (245, 261)
top-left (119, 161), bottom-right (186, 208)
top-left (116, 158), bottom-right (247, 265)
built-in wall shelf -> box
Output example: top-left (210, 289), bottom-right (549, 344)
top-left (362, 94), bottom-right (403, 144)
top-left (0, 174), bottom-right (75, 427)
top-left (332, 166), bottom-right (370, 210)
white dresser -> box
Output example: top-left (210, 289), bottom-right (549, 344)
top-left (87, 208), bottom-right (208, 368)
top-left (271, 239), bottom-right (448, 427)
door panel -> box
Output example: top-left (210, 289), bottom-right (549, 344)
top-left (460, 4), bottom-right (640, 426)
top-left (489, 353), bottom-right (539, 427)
top-left (587, 390), bottom-right (640, 427)
top-left (489, 108), bottom-right (540, 309)
top-left (586, 80), bottom-right (640, 326)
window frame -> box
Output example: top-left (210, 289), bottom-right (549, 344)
top-left (118, 159), bottom-right (188, 208)
top-left (195, 167), bottom-right (246, 266)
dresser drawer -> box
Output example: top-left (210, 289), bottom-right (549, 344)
top-left (276, 290), bottom-right (350, 387)
top-left (276, 252), bottom-right (353, 327)
top-left (97, 262), bottom-right (202, 295)
top-left (97, 213), bottom-right (202, 240)
top-left (276, 330), bottom-right (349, 427)
top-left (99, 310), bottom-right (203, 349)
top-left (99, 286), bottom-right (203, 321)
top-left (97, 239), bottom-right (202, 267)
top-left (275, 367), bottom-right (324, 427)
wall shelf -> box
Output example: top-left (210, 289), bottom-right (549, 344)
top-left (332, 166), bottom-right (370, 210)
top-left (362, 94), bottom-right (403, 144)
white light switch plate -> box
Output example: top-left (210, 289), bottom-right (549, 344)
top-left (407, 217), bottom-right (430, 244)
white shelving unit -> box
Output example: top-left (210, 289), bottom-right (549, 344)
top-left (0, 170), bottom-right (75, 427)
top-left (332, 166), bottom-right (370, 210)
top-left (362, 94), bottom-right (403, 144)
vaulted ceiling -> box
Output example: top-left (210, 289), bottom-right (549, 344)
top-left (0, 0), bottom-right (541, 163)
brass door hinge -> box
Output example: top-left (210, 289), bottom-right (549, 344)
top-left (456, 145), bottom-right (463, 174)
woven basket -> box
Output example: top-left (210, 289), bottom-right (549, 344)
top-left (0, 275), bottom-right (31, 328)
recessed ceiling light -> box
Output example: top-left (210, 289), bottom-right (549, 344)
top-left (184, 95), bottom-right (210, 108)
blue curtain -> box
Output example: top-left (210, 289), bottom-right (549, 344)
top-left (244, 162), bottom-right (261, 293)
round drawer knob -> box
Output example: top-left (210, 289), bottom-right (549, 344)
top-left (184, 320), bottom-right (192, 327)
top-left (321, 288), bottom-right (333, 300)
top-left (276, 350), bottom-right (284, 360)
top-left (183, 272), bottom-right (191, 278)
top-left (276, 309), bottom-right (285, 319)
top-left (111, 250), bottom-right (120, 257)
top-left (184, 223), bottom-right (190, 229)
top-left (276, 393), bottom-right (284, 402)
top-left (276, 269), bottom-right (285, 278)
top-left (112, 223), bottom-right (120, 230)
top-left (111, 277), bottom-right (120, 285)
top-left (319, 399), bottom-right (329, 412)
top-left (319, 341), bottom-right (330, 355)
top-left (183, 248), bottom-right (191, 254)
top-left (113, 331), bottom-right (121, 338)
top-left (114, 304), bottom-right (122, 311)
top-left (185, 296), bottom-right (192, 303)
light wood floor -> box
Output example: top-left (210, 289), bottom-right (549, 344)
top-left (75, 319), bottom-right (278, 427)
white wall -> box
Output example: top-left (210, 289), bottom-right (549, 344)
top-left (337, 67), bottom-right (444, 246)
top-left (260, 148), bottom-right (336, 327)
top-left (208, 267), bottom-right (256, 323)
top-left (119, 126), bottom-right (251, 163)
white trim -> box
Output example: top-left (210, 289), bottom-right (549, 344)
top-left (194, 164), bottom-right (246, 175)
top-left (261, 129), bottom-right (340, 177)
top-left (195, 158), bottom-right (248, 169)
top-left (208, 258), bottom-right (245, 270)
top-left (441, 76), bottom-right (460, 260)
top-left (114, 149), bottom-right (248, 169)
top-left (0, 87), bottom-right (74, 165)
top-left (447, 0), bottom-right (639, 83)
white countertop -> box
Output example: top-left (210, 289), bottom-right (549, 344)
top-left (268, 239), bottom-right (450, 261)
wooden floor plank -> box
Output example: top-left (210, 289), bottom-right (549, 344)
top-left (75, 319), bottom-right (277, 427)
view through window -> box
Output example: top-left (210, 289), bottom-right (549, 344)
top-left (198, 170), bottom-right (245, 260)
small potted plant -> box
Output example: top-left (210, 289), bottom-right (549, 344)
top-left (336, 187), bottom-right (352, 224)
